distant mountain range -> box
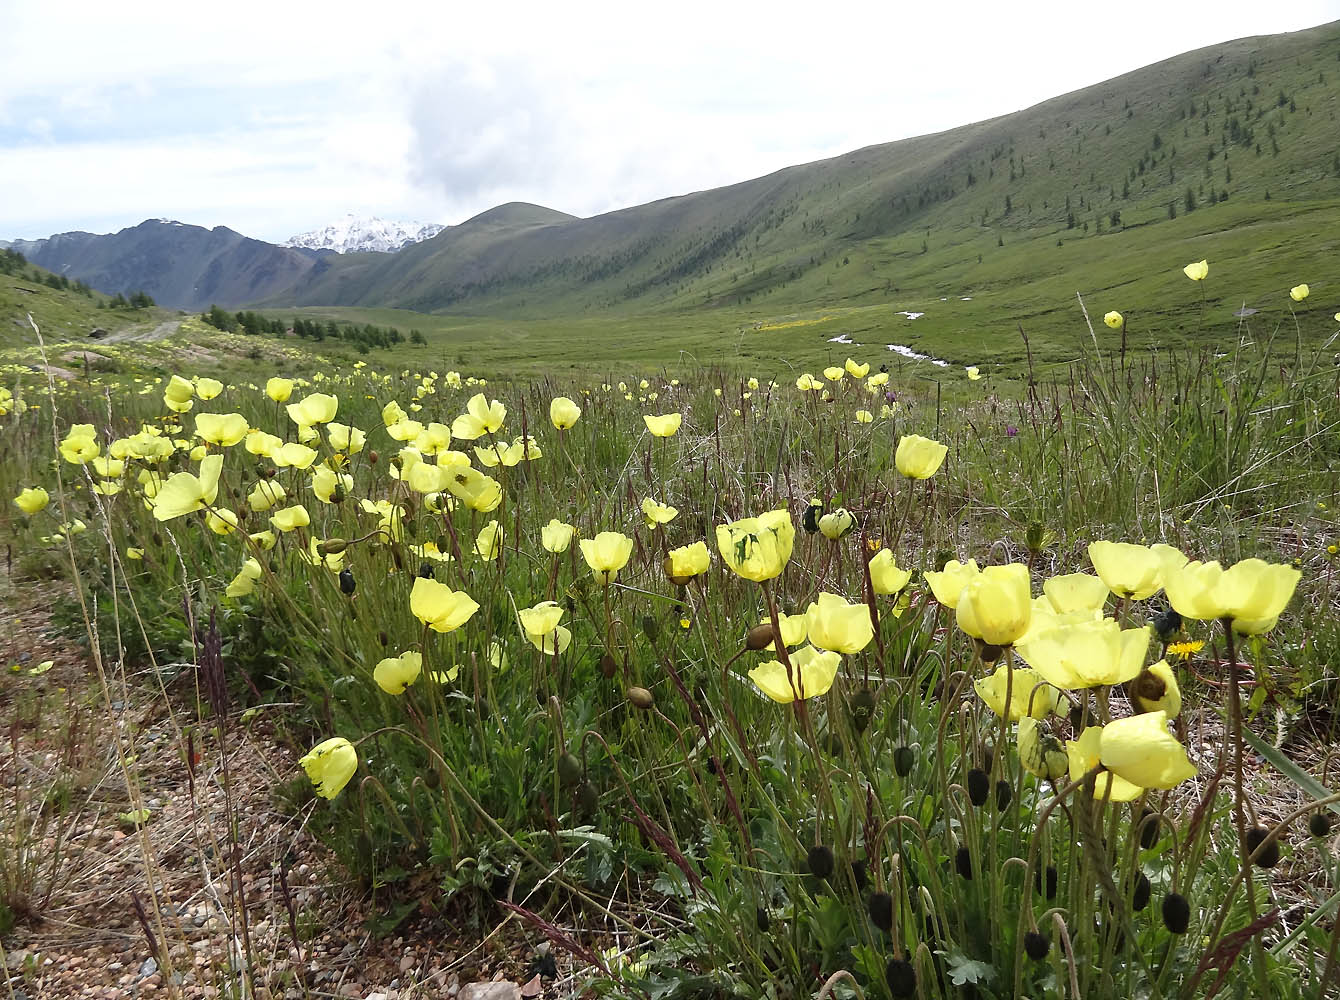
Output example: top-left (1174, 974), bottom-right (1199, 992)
top-left (5, 20), bottom-right (1339, 318)
top-left (282, 215), bottom-right (445, 254)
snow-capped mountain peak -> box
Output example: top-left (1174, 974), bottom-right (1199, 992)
top-left (282, 215), bottom-right (444, 254)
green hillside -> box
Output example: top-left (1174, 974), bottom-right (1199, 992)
top-left (0, 248), bottom-right (168, 348)
top-left (269, 21), bottom-right (1340, 368)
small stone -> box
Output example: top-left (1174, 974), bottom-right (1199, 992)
top-left (138, 957), bottom-right (158, 977)
top-left (399, 955), bottom-right (415, 972)
top-left (460, 984), bottom-right (520, 1000)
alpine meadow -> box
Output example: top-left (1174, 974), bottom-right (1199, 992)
top-left (1, 14), bottom-right (1339, 1000)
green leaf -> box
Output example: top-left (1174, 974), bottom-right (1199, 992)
top-left (942, 949), bottom-right (996, 987)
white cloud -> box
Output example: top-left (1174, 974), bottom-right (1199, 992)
top-left (1, 1), bottom-right (1336, 241)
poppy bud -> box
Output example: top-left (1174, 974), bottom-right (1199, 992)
top-left (330, 485), bottom-right (346, 504)
top-left (976, 640), bottom-right (1006, 665)
top-left (1035, 864), bottom-right (1058, 898)
top-left (850, 858), bottom-right (868, 892)
top-left (319, 538), bottom-right (348, 555)
top-left (599, 653), bottom-right (617, 678)
top-left (868, 891), bottom-right (893, 932)
top-left (1161, 892), bottom-right (1191, 934)
top-left (807, 844), bottom-right (835, 880)
top-left (641, 614), bottom-right (660, 641)
top-left (995, 779), bottom-right (1012, 810)
top-left (423, 769), bottom-right (440, 789)
top-left (955, 846), bottom-right (972, 880)
top-left (338, 568), bottom-right (356, 595)
top-left (626, 686), bottom-right (654, 710)
top-left (577, 781), bottom-right (599, 815)
top-left (1023, 930), bottom-right (1051, 960)
top-left (557, 752), bottom-right (583, 787)
top-left (893, 745), bottom-right (915, 777)
top-left (1152, 607), bottom-right (1183, 642)
top-left (1137, 807), bottom-right (1160, 848)
top-left (1246, 826), bottom-right (1280, 868)
top-left (1309, 812), bottom-right (1332, 838)
top-left (367, 450), bottom-right (379, 464)
top-left (850, 687), bottom-right (876, 733)
top-left (417, 562), bottom-right (434, 580)
top-left (745, 623), bottom-right (776, 651)
top-left (802, 501), bottom-right (822, 534)
top-left (967, 768), bottom-right (990, 807)
top-left (378, 631), bottom-right (389, 647)
top-left (1132, 872), bottom-right (1151, 911)
top-left (755, 906), bottom-right (770, 932)
top-left (885, 958), bottom-right (916, 998)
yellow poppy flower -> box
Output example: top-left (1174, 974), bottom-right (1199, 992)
top-left (194, 377), bottom-right (223, 400)
top-left (869, 549), bottom-right (912, 595)
top-left (1018, 717), bottom-right (1069, 780)
top-left (299, 737), bottom-right (358, 799)
top-left (894, 434), bottom-right (948, 479)
top-left (245, 430), bottom-right (283, 458)
top-left (475, 520), bottom-right (502, 559)
top-left (1131, 660), bottom-right (1182, 717)
top-left (823, 366), bottom-right (846, 381)
top-left (195, 412), bottom-right (250, 447)
top-left (805, 592), bottom-right (874, 654)
top-left (451, 393), bottom-right (506, 440)
top-left (326, 422), bottom-right (366, 454)
top-left (270, 505), bottom-right (311, 533)
top-left (845, 358), bottom-right (870, 378)
top-left (265, 377), bottom-right (294, 402)
top-left (248, 480), bottom-right (286, 511)
top-left (1103, 311), bottom-right (1123, 329)
top-left (153, 454), bottom-right (223, 521)
top-left (1087, 541), bottom-right (1185, 600)
top-left (1183, 259), bottom-right (1209, 281)
top-left (206, 508), bottom-right (239, 535)
top-left (13, 487), bottom-right (49, 514)
top-left (966, 366), bottom-right (981, 380)
top-left (749, 644), bottom-right (841, 703)
top-left (1066, 727), bottom-right (1144, 802)
top-left (818, 508), bottom-right (855, 540)
top-left (643, 413), bottom-right (682, 438)
top-left (641, 498), bottom-right (679, 529)
top-left (550, 396), bottom-right (581, 430)
top-left (1097, 711), bottom-right (1197, 789)
top-left (956, 564), bottom-right (1032, 646)
top-left (1040, 573), bottom-right (1109, 614)
top-left (924, 559), bottom-right (980, 608)
top-left (286, 392), bottom-right (338, 427)
top-left (519, 601), bottom-right (572, 655)
top-left (1015, 618), bottom-right (1151, 690)
top-left (541, 519), bottom-right (575, 553)
top-left (409, 577), bottom-right (479, 633)
top-left (311, 467), bottom-right (352, 504)
top-left (664, 541), bottom-right (710, 583)
top-left (716, 509), bottom-right (794, 582)
top-left (854, 409), bottom-right (874, 424)
top-left (974, 664), bottom-right (1062, 720)
top-left (374, 651), bottom-right (423, 694)
top-left (1289, 283), bottom-right (1309, 302)
top-left (225, 558), bottom-right (263, 598)
top-left (579, 531), bottom-right (634, 584)
top-left (273, 442), bottom-right (318, 470)
top-left (59, 424), bottom-right (100, 464)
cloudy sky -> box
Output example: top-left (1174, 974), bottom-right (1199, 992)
top-left (2, 1), bottom-right (1337, 242)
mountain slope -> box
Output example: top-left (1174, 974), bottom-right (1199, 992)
top-left (7, 220), bottom-right (323, 312)
top-left (272, 20), bottom-right (1340, 319)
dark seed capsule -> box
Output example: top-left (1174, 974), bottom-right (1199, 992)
top-left (955, 846), bottom-right (972, 880)
top-left (868, 891), bottom-right (894, 932)
top-left (338, 568), bottom-right (356, 595)
top-left (1309, 812), bottom-right (1332, 838)
top-left (423, 769), bottom-right (440, 789)
top-left (892, 747), bottom-right (915, 779)
top-left (755, 906), bottom-right (770, 932)
top-left (1162, 892), bottom-right (1191, 934)
top-left (802, 502), bottom-right (822, 534)
top-left (1023, 930), bottom-right (1051, 960)
top-left (967, 768), bottom-right (990, 807)
top-left (417, 562), bottom-right (434, 580)
top-left (557, 752), bottom-right (582, 787)
top-left (976, 640), bottom-right (1005, 665)
top-left (807, 844), bottom-right (835, 880)
top-left (995, 779), bottom-right (1013, 810)
top-left (885, 958), bottom-right (916, 998)
top-left (577, 781), bottom-right (599, 815)
top-left (1138, 807), bottom-right (1159, 849)
top-left (1246, 826), bottom-right (1281, 868)
top-left (1132, 872), bottom-right (1151, 911)
top-left (377, 631), bottom-right (389, 647)
top-left (489, 870), bottom-right (512, 899)
top-left (850, 687), bottom-right (876, 733)
top-left (1035, 864), bottom-right (1058, 898)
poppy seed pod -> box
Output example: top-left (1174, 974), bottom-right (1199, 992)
top-left (417, 562), bottom-right (434, 580)
top-left (599, 653), bottom-right (617, 678)
top-left (338, 568), bottom-right (356, 595)
top-left (577, 781), bottom-right (599, 816)
top-left (626, 686), bottom-right (654, 710)
top-left (955, 846), bottom-right (972, 880)
top-left (755, 907), bottom-right (770, 932)
top-left (807, 844), bottom-right (835, 880)
top-left (1246, 826), bottom-right (1281, 868)
top-left (1309, 812), bottom-right (1332, 838)
top-left (1023, 931), bottom-right (1051, 960)
top-left (1137, 808), bottom-right (1160, 849)
top-left (868, 891), bottom-right (894, 932)
top-left (885, 958), bottom-right (916, 998)
top-left (1162, 892), bottom-right (1191, 934)
top-left (802, 500), bottom-right (822, 534)
top-left (1035, 864), bottom-right (1058, 899)
top-left (557, 752), bottom-right (582, 787)
top-left (995, 779), bottom-right (1013, 810)
top-left (319, 538), bottom-right (348, 556)
top-left (850, 858), bottom-right (868, 892)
